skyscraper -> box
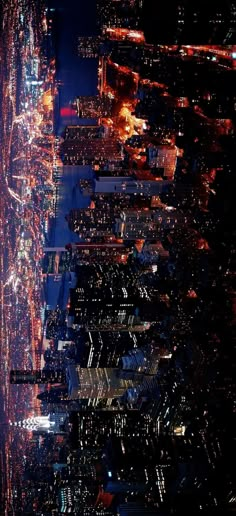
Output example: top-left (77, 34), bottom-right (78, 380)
top-left (67, 207), bottom-right (116, 239)
top-left (76, 94), bottom-right (114, 119)
top-left (10, 413), bottom-right (67, 434)
top-left (65, 242), bottom-right (132, 265)
top-left (68, 261), bottom-right (169, 329)
top-left (61, 137), bottom-right (122, 167)
top-left (147, 144), bottom-right (178, 180)
top-left (79, 176), bottom-right (173, 196)
top-left (115, 209), bottom-right (189, 240)
top-left (77, 36), bottom-right (101, 58)
top-left (66, 364), bottom-right (140, 399)
top-left (10, 369), bottom-right (66, 384)
top-left (69, 409), bottom-right (157, 449)
top-left (97, 0), bottom-right (143, 31)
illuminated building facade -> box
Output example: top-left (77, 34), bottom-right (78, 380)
top-left (78, 331), bottom-right (144, 368)
top-left (66, 364), bottom-right (139, 399)
top-left (69, 284), bottom-right (146, 328)
top-left (42, 247), bottom-right (73, 274)
top-left (148, 145), bottom-right (177, 180)
top-left (10, 413), bottom-right (67, 434)
top-left (97, 0), bottom-right (143, 31)
top-left (69, 265), bottom-right (169, 329)
top-left (69, 410), bottom-right (157, 449)
top-left (65, 242), bottom-right (131, 264)
top-left (75, 94), bottom-right (114, 119)
top-left (137, 241), bottom-right (169, 264)
top-left (77, 36), bottom-right (100, 58)
top-left (10, 369), bottom-right (66, 384)
top-left (64, 125), bottom-right (102, 139)
top-left (61, 137), bottom-right (122, 167)
top-left (79, 176), bottom-right (173, 196)
top-left (67, 207), bottom-right (116, 239)
top-left (115, 208), bottom-right (189, 240)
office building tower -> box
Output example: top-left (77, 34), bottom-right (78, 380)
top-left (115, 209), bottom-right (189, 240)
top-left (137, 241), bottom-right (169, 264)
top-left (61, 137), bottom-right (122, 167)
top-left (11, 413), bottom-right (67, 434)
top-left (67, 195), bottom-right (134, 238)
top-left (67, 204), bottom-right (189, 242)
top-left (10, 369), bottom-right (66, 385)
top-left (64, 125), bottom-right (102, 140)
top-left (77, 36), bottom-right (100, 58)
top-left (43, 243), bottom-right (131, 270)
top-left (120, 346), bottom-right (164, 375)
top-left (69, 410), bottom-right (157, 449)
top-left (65, 242), bottom-right (132, 265)
top-left (69, 262), bottom-right (169, 328)
top-left (66, 365), bottom-right (140, 400)
top-left (79, 176), bottom-right (173, 196)
top-left (103, 435), bottom-right (169, 506)
top-left (84, 320), bottom-right (151, 333)
top-left (148, 145), bottom-right (177, 179)
top-left (71, 262), bottom-right (139, 291)
top-left (78, 331), bottom-right (144, 368)
top-left (97, 0), bottom-right (143, 31)
top-left (66, 191), bottom-right (153, 240)
top-left (91, 192), bottom-right (152, 211)
top-left (75, 94), bottom-right (114, 119)
top-left (67, 207), bottom-right (115, 239)
top-left (69, 284), bottom-right (147, 329)
top-left (94, 169), bottom-right (149, 178)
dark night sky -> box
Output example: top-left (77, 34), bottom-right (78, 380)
top-left (49, 0), bottom-right (98, 107)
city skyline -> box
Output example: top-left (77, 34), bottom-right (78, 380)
top-left (0, 0), bottom-right (235, 514)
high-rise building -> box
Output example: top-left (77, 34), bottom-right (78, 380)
top-left (120, 346), bottom-right (163, 375)
top-left (67, 204), bottom-right (189, 241)
top-left (78, 330), bottom-right (144, 368)
top-left (77, 36), bottom-right (100, 58)
top-left (66, 364), bottom-right (140, 400)
top-left (68, 261), bottom-right (169, 329)
top-left (97, 0), bottom-right (143, 31)
top-left (79, 176), bottom-right (173, 196)
top-left (103, 434), bottom-right (170, 506)
top-left (137, 241), bottom-right (169, 264)
top-left (10, 369), bottom-right (66, 384)
top-left (65, 242), bottom-right (132, 264)
top-left (64, 125), bottom-right (102, 139)
top-left (69, 284), bottom-right (152, 329)
top-left (10, 413), bottom-right (67, 434)
top-left (85, 320), bottom-right (151, 333)
top-left (61, 137), bottom-right (122, 167)
top-left (75, 94), bottom-right (114, 119)
top-left (69, 409), bottom-right (157, 448)
top-left (148, 145), bottom-right (177, 180)
top-left (115, 209), bottom-right (189, 240)
top-left (67, 207), bottom-right (116, 239)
